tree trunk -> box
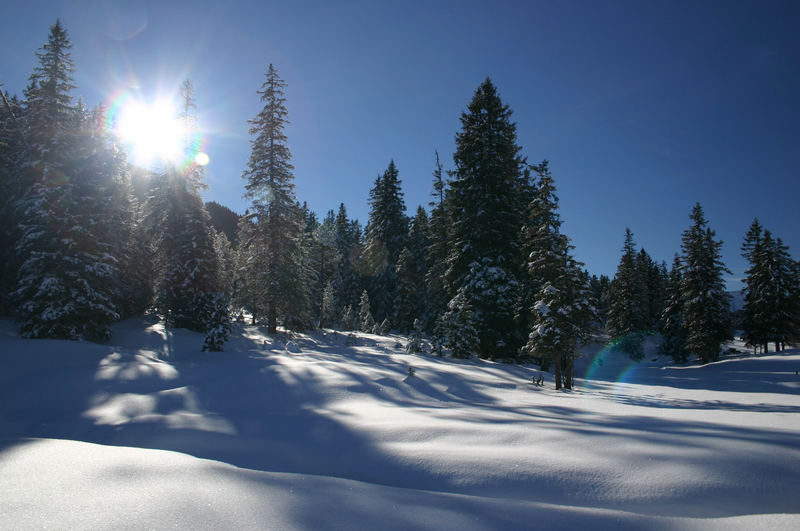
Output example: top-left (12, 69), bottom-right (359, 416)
top-left (554, 355), bottom-right (562, 390)
top-left (268, 308), bottom-right (277, 334)
top-left (563, 357), bottom-right (573, 390)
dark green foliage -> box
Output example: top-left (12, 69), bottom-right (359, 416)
top-left (521, 166), bottom-right (595, 388)
top-left (240, 64), bottom-right (307, 333)
top-left (13, 22), bottom-right (127, 340)
top-left (146, 170), bottom-right (221, 332)
top-left (332, 203), bottom-right (364, 316)
top-left (443, 78), bottom-right (525, 359)
top-left (606, 229), bottom-right (646, 359)
top-left (364, 160), bottom-right (408, 323)
top-left (589, 274), bottom-right (611, 326)
top-left (358, 290), bottom-right (375, 332)
top-left (679, 204), bottom-right (732, 363)
top-left (424, 151), bottom-right (450, 332)
top-left (205, 201), bottom-right (240, 243)
top-left (394, 207), bottom-right (429, 332)
top-left (202, 293), bottom-right (231, 351)
top-left (741, 218), bottom-right (800, 352)
top-left (660, 255), bottom-right (688, 363)
top-left (0, 92), bottom-right (27, 316)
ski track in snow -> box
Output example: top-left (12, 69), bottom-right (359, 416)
top-left (1, 318), bottom-right (799, 529)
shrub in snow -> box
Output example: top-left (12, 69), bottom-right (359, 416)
top-left (440, 291), bottom-right (479, 359)
top-left (378, 318), bottom-right (390, 335)
top-left (202, 294), bottom-right (231, 352)
top-left (407, 366), bottom-right (415, 377)
top-left (340, 305), bottom-right (355, 331)
top-left (358, 290), bottom-right (376, 332)
top-left (406, 318), bottom-right (424, 353)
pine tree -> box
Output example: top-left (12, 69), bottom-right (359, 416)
top-left (773, 238), bottom-right (800, 350)
top-left (680, 203), bottom-right (731, 363)
top-left (0, 91), bottom-right (27, 316)
top-left (358, 290), bottom-right (376, 332)
top-left (140, 81), bottom-right (223, 333)
top-left (522, 167), bottom-right (595, 388)
top-left (742, 219), bottom-right (800, 352)
top-left (741, 218), bottom-right (769, 352)
top-left (146, 170), bottom-right (220, 331)
top-left (310, 209), bottom-right (338, 323)
top-left (660, 255), bottom-right (688, 362)
top-left (444, 78), bottom-right (525, 359)
top-left (332, 203), bottom-right (363, 315)
top-left (439, 291), bottom-right (479, 358)
top-left (394, 207), bottom-right (429, 332)
top-left (606, 228), bottom-right (646, 359)
top-left (320, 281), bottom-right (337, 329)
top-left (14, 21), bottom-right (126, 340)
top-left (241, 64), bottom-right (306, 333)
top-left (424, 151), bottom-right (450, 332)
top-left (364, 160), bottom-right (408, 323)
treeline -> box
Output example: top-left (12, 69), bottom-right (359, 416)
top-left (2, 22), bottom-right (798, 376)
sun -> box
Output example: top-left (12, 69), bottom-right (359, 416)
top-left (114, 98), bottom-right (186, 167)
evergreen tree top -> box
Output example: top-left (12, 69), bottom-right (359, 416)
top-left (28, 19), bottom-right (76, 103)
top-left (453, 78), bottom-right (521, 177)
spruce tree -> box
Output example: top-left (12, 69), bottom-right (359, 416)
top-left (444, 78), bottom-right (525, 359)
top-left (522, 167), bottom-right (595, 388)
top-left (425, 150), bottom-right (450, 333)
top-left (0, 91), bottom-right (28, 316)
top-left (320, 281), bottom-right (336, 329)
top-left (660, 255), bottom-right (688, 362)
top-left (358, 289), bottom-right (376, 333)
top-left (394, 207), bottom-right (429, 332)
top-left (679, 203), bottom-right (731, 363)
top-left (14, 21), bottom-right (125, 340)
top-left (241, 64), bottom-right (305, 333)
top-left (142, 81), bottom-right (225, 334)
top-left (332, 203), bottom-right (363, 315)
top-left (741, 219), bottom-right (769, 352)
top-left (364, 160), bottom-right (408, 323)
top-left (606, 228), bottom-right (646, 359)
top-left (742, 219), bottom-right (800, 352)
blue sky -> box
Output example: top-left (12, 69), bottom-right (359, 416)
top-left (2, 0), bottom-right (798, 288)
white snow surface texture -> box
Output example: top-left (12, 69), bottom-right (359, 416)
top-left (1, 318), bottom-right (799, 530)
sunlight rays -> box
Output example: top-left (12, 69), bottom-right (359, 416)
top-left (106, 92), bottom-right (209, 169)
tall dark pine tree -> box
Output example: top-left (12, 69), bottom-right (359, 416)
top-left (679, 203), bottom-right (731, 363)
top-left (364, 160), bottom-right (408, 324)
top-left (443, 78), bottom-right (525, 359)
top-left (241, 64), bottom-right (305, 333)
top-left (145, 80), bottom-right (223, 333)
top-left (741, 219), bottom-right (800, 352)
top-left (522, 167), bottom-right (595, 388)
top-left (425, 151), bottom-right (449, 333)
top-left (606, 228), bottom-right (646, 359)
top-left (0, 91), bottom-right (27, 315)
top-left (14, 21), bottom-right (123, 340)
top-left (394, 206), bottom-right (429, 332)
top-left (741, 218), bottom-right (769, 352)
top-left (332, 203), bottom-right (363, 317)
top-left (660, 255), bottom-right (688, 362)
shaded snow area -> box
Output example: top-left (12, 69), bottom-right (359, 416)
top-left (1, 319), bottom-right (799, 529)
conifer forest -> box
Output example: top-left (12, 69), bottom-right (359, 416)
top-left (2, 22), bottom-right (799, 377)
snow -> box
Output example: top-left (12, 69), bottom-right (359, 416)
top-left (1, 318), bottom-right (799, 529)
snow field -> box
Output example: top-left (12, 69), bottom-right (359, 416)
top-left (1, 318), bottom-right (799, 529)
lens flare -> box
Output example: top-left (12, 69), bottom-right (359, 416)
top-left (583, 335), bottom-right (648, 401)
top-left (105, 91), bottom-right (206, 170)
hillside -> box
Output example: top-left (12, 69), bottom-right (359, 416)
top-left (1, 319), bottom-right (799, 529)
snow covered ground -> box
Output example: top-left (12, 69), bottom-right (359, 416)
top-left (1, 318), bottom-right (799, 529)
